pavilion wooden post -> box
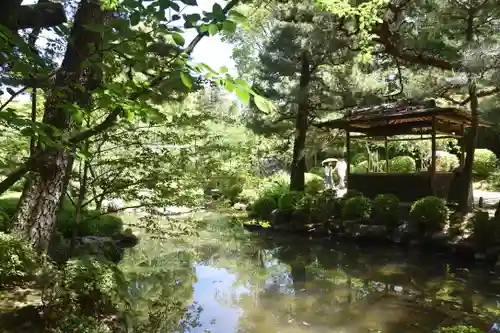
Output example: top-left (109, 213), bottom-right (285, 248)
top-left (385, 136), bottom-right (389, 172)
top-left (431, 116), bottom-right (437, 196)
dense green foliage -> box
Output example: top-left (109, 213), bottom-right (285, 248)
top-left (0, 232), bottom-right (39, 286)
top-left (342, 196), bottom-right (372, 221)
top-left (410, 196), bottom-right (449, 231)
top-left (473, 149), bottom-right (497, 177)
top-left (389, 156), bottom-right (416, 173)
top-left (371, 194), bottom-right (400, 226)
top-left (278, 191), bottom-right (304, 213)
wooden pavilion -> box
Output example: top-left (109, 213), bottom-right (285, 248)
top-left (319, 99), bottom-right (488, 202)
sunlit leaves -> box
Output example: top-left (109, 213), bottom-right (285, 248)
top-left (171, 33), bottom-right (185, 46)
top-left (222, 20), bottom-right (237, 34)
top-left (180, 72), bottom-right (193, 89)
top-left (208, 24), bottom-right (219, 36)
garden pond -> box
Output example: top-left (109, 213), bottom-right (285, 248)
top-left (120, 213), bottom-right (500, 333)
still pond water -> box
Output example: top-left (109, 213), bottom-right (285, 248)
top-left (120, 214), bottom-right (500, 333)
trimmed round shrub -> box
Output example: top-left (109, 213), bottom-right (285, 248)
top-left (278, 191), bottom-right (304, 213)
top-left (0, 232), bottom-right (40, 286)
top-left (372, 194), bottom-right (400, 226)
top-left (437, 154), bottom-right (459, 171)
top-left (473, 148), bottom-right (497, 177)
top-left (389, 156), bottom-right (416, 173)
top-left (251, 196), bottom-right (277, 219)
top-left (410, 196), bottom-right (448, 231)
top-left (342, 196), bottom-right (372, 221)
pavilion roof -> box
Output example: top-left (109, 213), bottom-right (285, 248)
top-left (318, 99), bottom-right (489, 137)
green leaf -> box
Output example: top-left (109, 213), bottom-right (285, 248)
top-left (199, 24), bottom-right (209, 33)
top-left (180, 72), bottom-right (193, 89)
top-left (222, 20), bottom-right (237, 34)
top-left (212, 3), bottom-right (225, 21)
top-left (130, 11), bottom-right (141, 26)
top-left (219, 66), bottom-right (228, 73)
top-left (254, 96), bottom-right (270, 113)
top-left (224, 80), bottom-right (235, 92)
top-left (235, 88), bottom-right (250, 104)
top-left (172, 33), bottom-right (185, 46)
top-left (185, 13), bottom-right (201, 23)
top-left (208, 24), bottom-right (219, 36)
top-left (168, 1), bottom-right (180, 11)
top-left (180, 0), bottom-right (197, 5)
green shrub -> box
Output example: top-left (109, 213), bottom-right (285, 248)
top-left (251, 196), bottom-right (277, 219)
top-left (371, 194), bottom-right (400, 226)
top-left (473, 148), bottom-right (497, 177)
top-left (439, 326), bottom-right (485, 333)
top-left (0, 232), bottom-right (40, 286)
top-left (438, 154), bottom-right (459, 171)
top-left (410, 196), bottom-right (448, 231)
top-left (389, 156), bottom-right (416, 173)
top-left (309, 166), bottom-right (323, 177)
top-left (352, 160), bottom-right (368, 173)
top-left (0, 197), bottom-right (122, 238)
top-left (0, 197), bottom-right (18, 232)
top-left (305, 174), bottom-right (325, 196)
top-left (342, 196), bottom-right (372, 221)
top-left (238, 188), bottom-right (259, 204)
top-left (221, 183), bottom-right (243, 203)
top-left (343, 189), bottom-right (363, 200)
top-left (56, 211), bottom-right (123, 239)
top-left (259, 171), bottom-right (290, 202)
top-left (295, 194), bottom-right (315, 213)
top-left (278, 191), bottom-right (304, 213)
top-left (61, 256), bottom-right (124, 314)
top-left (311, 189), bottom-right (339, 222)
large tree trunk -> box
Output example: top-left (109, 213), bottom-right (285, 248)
top-left (12, 0), bottom-right (106, 252)
top-left (458, 10), bottom-right (478, 213)
top-left (290, 52), bottom-right (312, 191)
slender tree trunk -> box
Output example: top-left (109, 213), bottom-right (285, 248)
top-left (71, 152), bottom-right (89, 250)
top-left (290, 52), bottom-right (312, 191)
top-left (12, 0), bottom-right (106, 252)
top-left (458, 9), bottom-right (478, 213)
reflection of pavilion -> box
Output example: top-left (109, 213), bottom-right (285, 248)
top-left (319, 99), bottom-right (489, 203)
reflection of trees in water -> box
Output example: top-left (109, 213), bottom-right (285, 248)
top-left (119, 216), bottom-right (500, 333)
top-left (120, 236), bottom-right (200, 333)
top-left (229, 234), bottom-right (499, 333)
